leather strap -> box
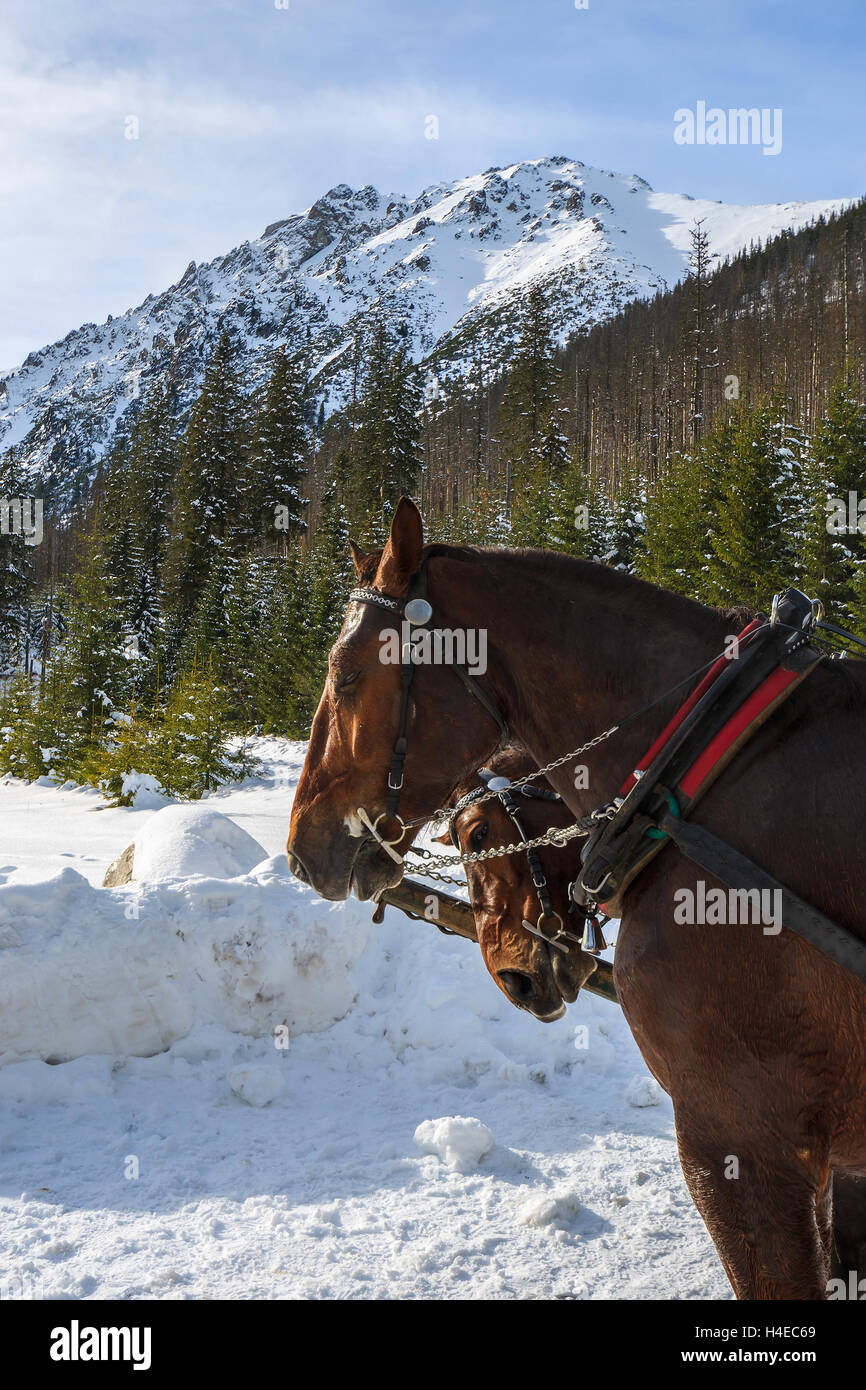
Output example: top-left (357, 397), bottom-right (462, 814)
top-left (657, 812), bottom-right (866, 986)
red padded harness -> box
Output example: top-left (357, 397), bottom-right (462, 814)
top-left (618, 619), bottom-right (803, 805)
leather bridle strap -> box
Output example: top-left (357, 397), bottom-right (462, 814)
top-left (448, 775), bottom-right (577, 949)
top-left (348, 562), bottom-right (509, 827)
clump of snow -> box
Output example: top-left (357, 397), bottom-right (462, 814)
top-left (625, 1074), bottom-right (664, 1107)
top-left (228, 1063), bottom-right (286, 1108)
top-left (414, 1115), bottom-right (494, 1169)
top-left (120, 771), bottom-right (169, 811)
top-left (517, 1190), bottom-right (581, 1229)
top-left (133, 805), bottom-right (268, 881)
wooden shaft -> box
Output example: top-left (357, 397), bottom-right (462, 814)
top-left (377, 878), bottom-right (619, 1005)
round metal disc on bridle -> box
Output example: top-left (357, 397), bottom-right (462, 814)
top-left (404, 598), bottom-right (433, 625)
top-left (486, 776), bottom-right (510, 792)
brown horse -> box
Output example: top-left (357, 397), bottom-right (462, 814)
top-left (436, 746), bottom-right (598, 1020)
top-left (443, 746), bottom-right (866, 1286)
top-left (288, 498), bottom-right (866, 1299)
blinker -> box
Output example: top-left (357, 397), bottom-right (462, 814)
top-left (404, 598), bottom-right (433, 626)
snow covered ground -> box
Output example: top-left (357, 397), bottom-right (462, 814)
top-left (0, 739), bottom-right (729, 1300)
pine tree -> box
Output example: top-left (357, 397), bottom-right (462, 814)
top-left (637, 423), bottom-right (729, 600)
top-left (707, 398), bottom-right (802, 609)
top-left (41, 528), bottom-right (131, 779)
top-left (501, 287), bottom-right (562, 484)
top-left (164, 332), bottom-right (246, 641)
top-left (0, 671), bottom-right (51, 779)
top-left (352, 319), bottom-right (423, 539)
top-left (246, 348), bottom-right (309, 547)
top-left (253, 550), bottom-right (307, 734)
top-left (606, 469), bottom-right (646, 572)
top-left (797, 439), bottom-right (855, 617)
top-left (810, 374), bottom-right (866, 563)
top-left (159, 651), bottom-right (249, 798)
top-left (0, 449), bottom-right (35, 673)
top-left (684, 220), bottom-right (719, 444)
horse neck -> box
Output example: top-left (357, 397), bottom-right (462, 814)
top-left (431, 547), bottom-right (735, 811)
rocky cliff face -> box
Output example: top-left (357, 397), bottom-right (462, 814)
top-left (0, 154), bottom-right (851, 502)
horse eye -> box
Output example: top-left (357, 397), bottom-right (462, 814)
top-left (334, 670), bottom-right (360, 694)
top-left (470, 821), bottom-right (489, 850)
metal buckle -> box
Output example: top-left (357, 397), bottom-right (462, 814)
top-left (387, 771), bottom-right (404, 791)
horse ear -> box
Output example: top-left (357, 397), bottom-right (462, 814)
top-left (432, 828), bottom-right (453, 846)
top-left (348, 539), bottom-right (370, 576)
top-left (375, 497), bottom-right (424, 593)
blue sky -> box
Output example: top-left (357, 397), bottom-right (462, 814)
top-left (1, 0), bottom-right (863, 368)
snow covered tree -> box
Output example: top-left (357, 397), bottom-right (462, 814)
top-left (707, 398), bottom-right (802, 609)
top-left (43, 524), bottom-right (132, 779)
top-left (606, 469), bottom-right (646, 573)
top-left (501, 287), bottom-right (562, 478)
top-left (164, 332), bottom-right (246, 641)
top-left (246, 347), bottom-right (309, 548)
top-left (158, 652), bottom-right (250, 798)
top-left (0, 449), bottom-right (35, 673)
top-left (352, 319), bottom-right (423, 540)
top-left (0, 672), bottom-right (51, 780)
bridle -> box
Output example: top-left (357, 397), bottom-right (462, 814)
top-left (349, 555), bottom-right (510, 858)
top-left (446, 771), bottom-right (584, 956)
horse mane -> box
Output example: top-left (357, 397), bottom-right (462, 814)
top-left (421, 541), bottom-right (756, 640)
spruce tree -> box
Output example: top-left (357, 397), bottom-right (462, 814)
top-left (352, 319), bottom-right (423, 540)
top-left (707, 398), bottom-right (802, 609)
top-left (164, 332), bottom-right (246, 642)
top-left (43, 525), bottom-right (131, 778)
top-left (501, 287), bottom-right (562, 476)
top-left (811, 374), bottom-right (866, 563)
top-left (0, 449), bottom-right (34, 673)
top-left (246, 347), bottom-right (309, 548)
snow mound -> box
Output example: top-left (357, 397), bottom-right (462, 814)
top-left (625, 1074), bottom-right (664, 1107)
top-left (0, 859), bottom-right (371, 1065)
top-left (518, 1190), bottom-right (581, 1229)
top-left (120, 771), bottom-right (169, 810)
top-left (414, 1115), bottom-right (494, 1169)
top-left (133, 805), bottom-right (268, 881)
top-left (228, 1063), bottom-right (287, 1108)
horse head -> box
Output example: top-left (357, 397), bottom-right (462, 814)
top-left (440, 747), bottom-right (600, 1021)
top-left (287, 498), bottom-right (507, 901)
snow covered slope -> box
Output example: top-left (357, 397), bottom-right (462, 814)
top-left (0, 739), bottom-right (730, 1300)
top-left (0, 155), bottom-right (851, 501)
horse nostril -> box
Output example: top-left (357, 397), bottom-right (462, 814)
top-left (498, 970), bottom-right (537, 1005)
top-left (287, 851), bottom-right (309, 884)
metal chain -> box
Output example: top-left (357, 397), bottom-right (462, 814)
top-left (405, 814), bottom-right (599, 874)
top-left (402, 721), bottom-right (621, 831)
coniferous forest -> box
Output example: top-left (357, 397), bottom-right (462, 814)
top-left (1, 200), bottom-right (865, 801)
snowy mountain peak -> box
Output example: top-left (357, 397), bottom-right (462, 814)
top-left (0, 155), bottom-right (853, 499)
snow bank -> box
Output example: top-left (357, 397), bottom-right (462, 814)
top-left (0, 853), bottom-right (371, 1065)
top-left (133, 805), bottom-right (267, 881)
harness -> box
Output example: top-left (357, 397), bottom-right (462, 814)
top-left (348, 573), bottom-right (866, 990)
top-left (446, 772), bottom-right (583, 955)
